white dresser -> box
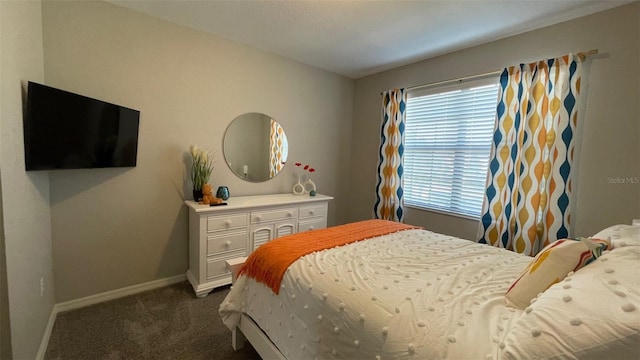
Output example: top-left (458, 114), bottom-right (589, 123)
top-left (185, 193), bottom-right (333, 297)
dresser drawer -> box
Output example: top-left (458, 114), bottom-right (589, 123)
top-left (299, 204), bottom-right (327, 219)
top-left (207, 213), bottom-right (248, 232)
top-left (251, 208), bottom-right (298, 224)
top-left (298, 218), bottom-right (327, 232)
top-left (206, 258), bottom-right (230, 279)
top-left (205, 249), bottom-right (244, 280)
top-left (207, 231), bottom-right (247, 256)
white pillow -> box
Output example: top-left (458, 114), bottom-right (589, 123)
top-left (592, 224), bottom-right (640, 248)
top-left (592, 224), bottom-right (630, 238)
top-left (500, 246), bottom-right (640, 359)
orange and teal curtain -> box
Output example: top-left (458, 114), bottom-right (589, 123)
top-left (478, 54), bottom-right (582, 256)
top-left (374, 89), bottom-right (406, 222)
top-left (269, 118), bottom-right (284, 177)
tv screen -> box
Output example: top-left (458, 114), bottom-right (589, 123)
top-left (23, 82), bottom-right (140, 171)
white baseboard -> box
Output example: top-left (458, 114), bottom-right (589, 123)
top-left (54, 274), bottom-right (186, 313)
top-left (35, 306), bottom-right (57, 360)
top-left (36, 273), bottom-right (187, 360)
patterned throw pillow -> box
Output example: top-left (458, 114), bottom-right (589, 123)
top-left (505, 238), bottom-right (609, 309)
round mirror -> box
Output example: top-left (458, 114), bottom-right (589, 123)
top-left (223, 112), bottom-right (289, 182)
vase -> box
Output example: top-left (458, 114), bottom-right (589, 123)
top-left (292, 175), bottom-right (304, 195)
top-left (192, 189), bottom-right (203, 202)
top-left (303, 178), bottom-right (317, 195)
top-left (216, 186), bottom-right (230, 200)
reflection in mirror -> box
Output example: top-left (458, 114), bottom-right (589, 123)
top-left (223, 112), bottom-right (288, 182)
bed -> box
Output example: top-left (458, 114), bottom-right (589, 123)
top-left (219, 220), bottom-right (640, 359)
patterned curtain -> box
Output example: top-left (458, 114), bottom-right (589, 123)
top-left (374, 89), bottom-right (407, 222)
top-left (269, 118), bottom-right (284, 177)
top-left (478, 54), bottom-right (582, 256)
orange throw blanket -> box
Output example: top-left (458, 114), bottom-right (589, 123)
top-left (238, 219), bottom-right (420, 294)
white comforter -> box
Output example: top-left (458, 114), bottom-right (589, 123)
top-left (219, 229), bottom-right (532, 359)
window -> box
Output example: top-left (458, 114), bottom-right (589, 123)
top-left (404, 77), bottom-right (499, 218)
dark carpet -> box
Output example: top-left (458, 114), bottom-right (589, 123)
top-left (45, 281), bottom-right (260, 360)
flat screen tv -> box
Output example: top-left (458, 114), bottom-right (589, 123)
top-left (23, 82), bottom-right (140, 171)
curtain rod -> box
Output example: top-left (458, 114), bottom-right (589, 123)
top-left (401, 70), bottom-right (501, 95)
top-left (380, 70), bottom-right (500, 95)
top-left (381, 49), bottom-right (599, 95)
top-left (577, 49), bottom-right (599, 61)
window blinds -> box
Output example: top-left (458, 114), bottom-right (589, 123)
top-left (404, 79), bottom-right (499, 218)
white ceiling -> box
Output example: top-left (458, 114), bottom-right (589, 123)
top-left (108, 0), bottom-right (636, 79)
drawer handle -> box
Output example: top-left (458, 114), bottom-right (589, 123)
top-left (309, 210), bottom-right (315, 215)
top-left (224, 220), bottom-right (232, 227)
top-left (225, 241), bottom-right (231, 247)
top-left (287, 212), bottom-right (293, 217)
top-left (256, 215), bottom-right (262, 222)
top-left (309, 226), bottom-right (315, 230)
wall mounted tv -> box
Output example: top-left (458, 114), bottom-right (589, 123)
top-left (23, 82), bottom-right (140, 171)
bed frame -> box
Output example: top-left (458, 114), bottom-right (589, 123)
top-left (226, 258), bottom-right (287, 360)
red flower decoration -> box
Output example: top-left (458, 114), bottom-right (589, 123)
top-left (294, 162), bottom-right (316, 175)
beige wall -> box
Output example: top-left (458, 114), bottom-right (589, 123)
top-left (351, 3), bottom-right (640, 240)
top-left (41, 1), bottom-right (353, 302)
top-left (0, 183), bottom-right (8, 359)
top-left (0, 5), bottom-right (8, 354)
top-left (0, 1), bottom-right (54, 359)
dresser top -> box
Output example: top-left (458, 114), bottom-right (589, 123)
top-left (185, 193), bottom-right (333, 213)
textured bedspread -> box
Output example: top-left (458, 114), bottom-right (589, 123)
top-left (220, 228), bottom-right (532, 359)
top-left (239, 219), bottom-right (419, 294)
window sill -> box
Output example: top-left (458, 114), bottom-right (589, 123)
top-left (405, 204), bottom-right (480, 221)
